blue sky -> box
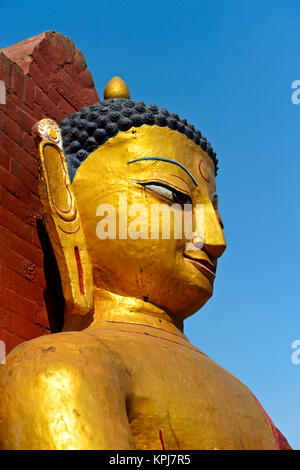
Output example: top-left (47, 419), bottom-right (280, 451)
top-left (0, 0), bottom-right (299, 449)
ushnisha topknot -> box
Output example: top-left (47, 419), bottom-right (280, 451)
top-left (59, 98), bottom-right (218, 183)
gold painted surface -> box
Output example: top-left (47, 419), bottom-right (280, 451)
top-left (38, 141), bottom-right (94, 326)
top-left (103, 76), bottom-right (130, 99)
top-left (0, 124), bottom-right (278, 449)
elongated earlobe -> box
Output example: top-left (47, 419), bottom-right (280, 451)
top-left (37, 119), bottom-right (94, 330)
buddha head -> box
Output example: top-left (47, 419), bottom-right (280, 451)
top-left (37, 77), bottom-right (226, 329)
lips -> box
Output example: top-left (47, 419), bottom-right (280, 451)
top-left (183, 250), bottom-right (216, 281)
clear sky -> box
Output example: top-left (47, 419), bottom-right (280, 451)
top-left (0, 0), bottom-right (299, 449)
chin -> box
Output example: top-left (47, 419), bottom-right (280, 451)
top-left (162, 281), bottom-right (213, 320)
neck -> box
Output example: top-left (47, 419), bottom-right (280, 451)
top-left (64, 288), bottom-right (184, 335)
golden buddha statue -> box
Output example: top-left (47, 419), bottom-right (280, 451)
top-left (0, 77), bottom-right (291, 450)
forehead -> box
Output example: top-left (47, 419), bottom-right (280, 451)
top-left (73, 125), bottom-right (216, 187)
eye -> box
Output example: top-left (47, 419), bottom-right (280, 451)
top-left (140, 182), bottom-right (192, 205)
top-left (212, 192), bottom-right (218, 209)
top-left (212, 192), bottom-right (224, 229)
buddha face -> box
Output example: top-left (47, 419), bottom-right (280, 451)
top-left (72, 125), bottom-right (226, 319)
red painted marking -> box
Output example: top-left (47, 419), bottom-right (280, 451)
top-left (54, 205), bottom-right (77, 222)
top-left (58, 225), bottom-right (80, 235)
top-left (159, 429), bottom-right (166, 450)
top-left (198, 159), bottom-right (210, 183)
top-left (74, 246), bottom-right (85, 295)
top-left (104, 320), bottom-right (187, 340)
top-left (170, 174), bottom-right (191, 192)
top-left (250, 392), bottom-right (282, 450)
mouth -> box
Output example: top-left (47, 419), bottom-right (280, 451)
top-left (183, 250), bottom-right (216, 281)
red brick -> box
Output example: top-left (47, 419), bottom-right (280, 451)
top-left (5, 288), bottom-right (37, 318)
top-left (0, 147), bottom-right (11, 170)
top-left (18, 107), bottom-right (35, 134)
top-left (22, 131), bottom-right (36, 155)
top-left (35, 266), bottom-right (46, 289)
top-left (24, 74), bottom-right (34, 109)
top-left (9, 157), bottom-right (21, 179)
top-left (58, 95), bottom-right (76, 116)
top-left (0, 327), bottom-right (26, 353)
top-left (77, 68), bottom-right (95, 89)
top-left (0, 224), bottom-right (9, 247)
top-left (0, 306), bottom-right (42, 339)
top-left (0, 53), bottom-right (11, 87)
top-left (34, 87), bottom-right (57, 118)
top-left (9, 232), bottom-right (43, 267)
top-left (29, 62), bottom-right (49, 93)
top-left (3, 95), bottom-right (19, 121)
top-left (0, 244), bottom-right (36, 284)
top-left (0, 131), bottom-right (20, 161)
top-left (0, 266), bottom-right (41, 303)
top-left (72, 49), bottom-right (87, 74)
top-left (37, 32), bottom-right (75, 71)
top-left (2, 190), bottom-right (31, 223)
top-left (5, 114), bottom-right (22, 144)
top-left (0, 31), bottom-right (101, 345)
top-left (30, 193), bottom-right (42, 213)
top-left (21, 165), bottom-right (38, 195)
top-left (0, 204), bottom-right (31, 241)
top-left (0, 164), bottom-right (27, 200)
top-left (31, 51), bottom-right (52, 78)
top-left (10, 63), bottom-right (24, 99)
top-left (18, 148), bottom-right (38, 177)
top-left (47, 85), bottom-right (60, 105)
top-left (52, 71), bottom-right (85, 109)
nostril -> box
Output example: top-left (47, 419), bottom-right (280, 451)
top-left (191, 236), bottom-right (204, 249)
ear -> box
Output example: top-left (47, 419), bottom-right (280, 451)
top-left (37, 119), bottom-right (94, 329)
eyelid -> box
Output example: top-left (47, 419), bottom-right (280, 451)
top-left (130, 178), bottom-right (192, 197)
top-left (131, 179), bottom-right (192, 205)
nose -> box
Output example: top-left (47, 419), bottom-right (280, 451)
top-left (192, 201), bottom-right (226, 259)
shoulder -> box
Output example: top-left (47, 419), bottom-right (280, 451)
top-left (6, 331), bottom-right (122, 367)
top-left (0, 331), bottom-right (131, 449)
top-left (0, 330), bottom-right (129, 396)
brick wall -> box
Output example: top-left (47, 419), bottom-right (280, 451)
top-left (0, 31), bottom-right (99, 353)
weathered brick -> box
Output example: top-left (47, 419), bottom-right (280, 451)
top-left (17, 148), bottom-right (38, 177)
top-left (5, 288), bottom-right (37, 319)
top-left (0, 204), bottom-right (31, 241)
top-left (0, 31), bottom-right (99, 349)
top-left (24, 74), bottom-right (34, 109)
top-left (34, 87), bottom-right (57, 118)
top-left (5, 114), bottom-right (22, 144)
top-left (4, 95), bottom-right (19, 122)
top-left (0, 164), bottom-right (27, 200)
top-left (10, 63), bottom-right (24, 99)
top-left (0, 147), bottom-right (11, 170)
top-left (21, 165), bottom-right (38, 195)
top-left (22, 131), bottom-right (36, 155)
top-left (0, 266), bottom-right (39, 302)
top-left (9, 232), bottom-right (43, 267)
top-left (0, 53), bottom-right (11, 87)
top-left (29, 62), bottom-right (49, 93)
top-left (0, 327), bottom-right (26, 352)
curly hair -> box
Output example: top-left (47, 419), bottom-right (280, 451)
top-left (59, 98), bottom-right (218, 183)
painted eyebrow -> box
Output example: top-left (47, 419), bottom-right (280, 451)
top-left (127, 157), bottom-right (198, 187)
